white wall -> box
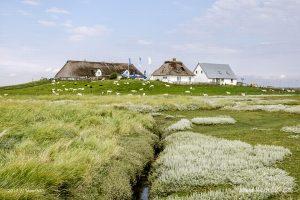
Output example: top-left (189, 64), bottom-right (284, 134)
top-left (193, 64), bottom-right (211, 83)
top-left (193, 64), bottom-right (237, 85)
top-left (150, 75), bottom-right (194, 84)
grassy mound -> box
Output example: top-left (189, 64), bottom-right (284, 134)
top-left (0, 79), bottom-right (294, 96)
top-left (0, 98), bottom-right (158, 199)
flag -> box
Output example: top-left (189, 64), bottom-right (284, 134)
top-left (138, 57), bottom-right (142, 68)
top-left (148, 57), bottom-right (152, 65)
top-left (127, 58), bottom-right (131, 78)
top-left (128, 58), bottom-right (131, 66)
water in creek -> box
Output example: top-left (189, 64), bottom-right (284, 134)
top-left (133, 163), bottom-right (151, 200)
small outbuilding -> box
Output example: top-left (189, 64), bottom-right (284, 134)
top-left (193, 63), bottom-right (237, 85)
top-left (150, 58), bottom-right (195, 84)
top-left (55, 60), bottom-right (143, 80)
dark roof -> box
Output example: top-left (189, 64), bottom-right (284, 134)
top-left (152, 58), bottom-right (195, 76)
top-left (196, 63), bottom-right (237, 79)
top-left (55, 60), bottom-right (143, 78)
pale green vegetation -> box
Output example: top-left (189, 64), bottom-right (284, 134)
top-left (150, 132), bottom-right (294, 199)
top-left (166, 119), bottom-right (192, 132)
top-left (0, 92), bottom-right (299, 199)
top-left (0, 98), bottom-right (158, 199)
top-left (281, 125), bottom-right (300, 134)
top-left (191, 116), bottom-right (236, 125)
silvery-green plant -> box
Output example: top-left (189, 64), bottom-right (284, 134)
top-left (224, 104), bottom-right (300, 114)
top-left (281, 125), bottom-right (300, 134)
top-left (166, 119), bottom-right (192, 132)
top-left (151, 132), bottom-right (294, 199)
top-left (191, 116), bottom-right (236, 125)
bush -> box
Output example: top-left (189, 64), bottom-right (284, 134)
top-left (109, 72), bottom-right (118, 80)
top-left (150, 131), bottom-right (294, 199)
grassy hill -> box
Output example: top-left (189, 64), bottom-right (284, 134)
top-left (0, 79), bottom-right (297, 96)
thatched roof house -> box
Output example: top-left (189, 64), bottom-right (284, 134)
top-left (55, 60), bottom-right (143, 80)
top-left (150, 58), bottom-right (195, 84)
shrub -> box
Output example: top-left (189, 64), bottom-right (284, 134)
top-left (281, 125), bottom-right (300, 134)
top-left (166, 119), bottom-right (192, 132)
top-left (150, 132), bottom-right (294, 199)
top-left (191, 116), bottom-right (236, 125)
top-left (109, 72), bottom-right (118, 80)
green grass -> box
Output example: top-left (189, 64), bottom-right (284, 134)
top-left (0, 89), bottom-right (299, 199)
top-left (0, 98), bottom-right (158, 199)
top-left (0, 79), bottom-right (297, 96)
top-left (155, 109), bottom-right (300, 199)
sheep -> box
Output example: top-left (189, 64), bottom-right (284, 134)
top-left (139, 88), bottom-right (144, 91)
top-left (116, 92), bottom-right (121, 96)
top-left (165, 84), bottom-right (170, 87)
top-left (241, 93), bottom-right (246, 96)
top-left (131, 90), bottom-right (137, 93)
top-left (185, 91), bottom-right (191, 94)
top-left (226, 91), bottom-right (231, 95)
top-left (77, 93), bottom-right (83, 96)
top-left (203, 93), bottom-right (208, 96)
top-left (107, 90), bottom-right (112, 94)
top-left (150, 85), bottom-right (154, 88)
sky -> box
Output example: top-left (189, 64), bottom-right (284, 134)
top-left (0, 0), bottom-right (300, 87)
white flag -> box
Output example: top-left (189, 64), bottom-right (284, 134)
top-left (148, 57), bottom-right (152, 65)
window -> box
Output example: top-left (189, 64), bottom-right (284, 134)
top-left (201, 71), bottom-right (203, 74)
top-left (163, 76), bottom-right (167, 79)
top-left (177, 76), bottom-right (181, 82)
top-left (189, 77), bottom-right (192, 82)
top-left (195, 71), bottom-right (198, 74)
top-left (231, 79), bottom-right (233, 83)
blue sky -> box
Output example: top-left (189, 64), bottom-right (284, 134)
top-left (0, 0), bottom-right (300, 87)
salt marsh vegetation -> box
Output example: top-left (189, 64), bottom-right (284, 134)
top-left (150, 132), bottom-right (294, 199)
top-left (191, 116), bottom-right (236, 125)
top-left (281, 125), bottom-right (300, 134)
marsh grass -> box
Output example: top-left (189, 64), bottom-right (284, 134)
top-left (0, 98), bottom-right (158, 199)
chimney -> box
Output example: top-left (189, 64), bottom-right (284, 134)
top-left (172, 58), bottom-right (177, 62)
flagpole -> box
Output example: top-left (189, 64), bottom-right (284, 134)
top-left (128, 58), bottom-right (130, 78)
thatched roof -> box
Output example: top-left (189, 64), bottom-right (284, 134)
top-left (55, 60), bottom-right (143, 78)
top-left (152, 58), bottom-right (195, 76)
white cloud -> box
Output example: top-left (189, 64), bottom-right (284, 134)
top-left (38, 20), bottom-right (57, 27)
top-left (18, 10), bottom-right (32, 16)
top-left (46, 7), bottom-right (70, 15)
top-left (137, 39), bottom-right (152, 45)
top-left (62, 20), bottom-right (73, 28)
top-left (171, 0), bottom-right (300, 77)
top-left (45, 67), bottom-right (52, 72)
top-left (21, 0), bottom-right (39, 6)
top-left (69, 25), bottom-right (110, 41)
top-left (279, 74), bottom-right (286, 79)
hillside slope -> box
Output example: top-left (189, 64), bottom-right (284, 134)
top-left (0, 80), bottom-right (297, 96)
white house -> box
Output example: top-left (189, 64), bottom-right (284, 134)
top-left (150, 58), bottom-right (195, 84)
top-left (193, 63), bottom-right (237, 85)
